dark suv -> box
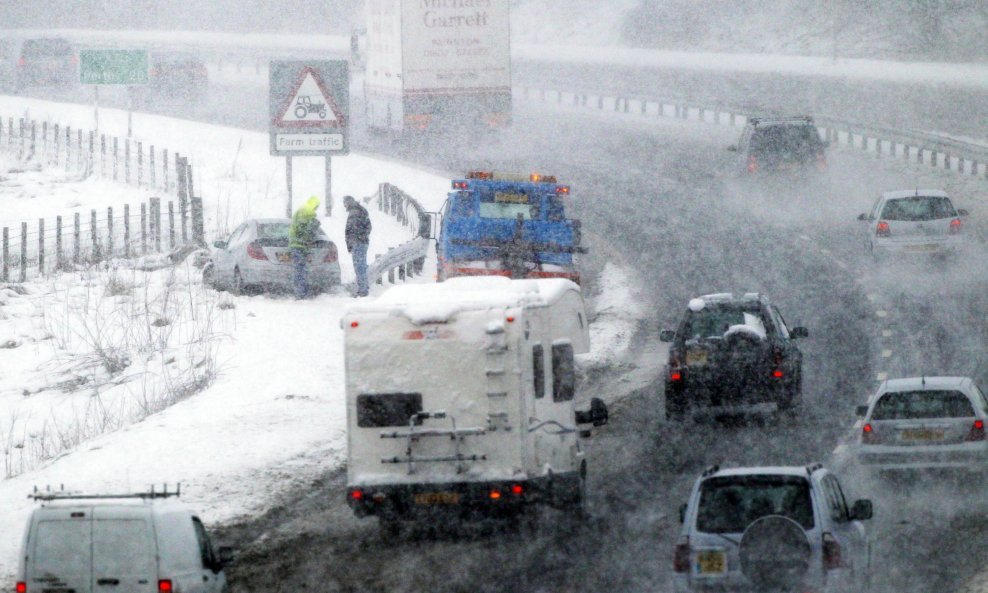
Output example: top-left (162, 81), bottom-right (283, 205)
top-left (730, 116), bottom-right (827, 176)
top-left (660, 293), bottom-right (808, 421)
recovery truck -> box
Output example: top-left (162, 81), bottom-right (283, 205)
top-left (343, 277), bottom-right (608, 532)
top-left (437, 171), bottom-right (587, 283)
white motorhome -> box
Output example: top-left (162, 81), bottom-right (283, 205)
top-left (343, 277), bottom-right (608, 529)
top-left (16, 487), bottom-right (231, 593)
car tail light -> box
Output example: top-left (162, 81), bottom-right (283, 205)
top-left (876, 221), bottom-right (891, 237)
top-left (747, 155), bottom-right (758, 173)
top-left (861, 423), bottom-right (879, 444)
top-left (822, 532), bottom-right (842, 570)
top-left (669, 351), bottom-right (685, 382)
top-left (950, 218), bottom-right (962, 234)
top-left (511, 484), bottom-right (524, 496)
top-left (673, 536), bottom-right (691, 573)
top-left (158, 580), bottom-right (173, 593)
top-left (967, 419), bottom-right (985, 441)
top-left (349, 488), bottom-right (363, 500)
top-left (246, 241), bottom-right (268, 260)
top-left (772, 369), bottom-right (784, 378)
top-left (772, 348), bottom-right (784, 378)
top-left (324, 243), bottom-right (338, 263)
top-left (16, 582), bottom-right (26, 593)
top-left (489, 489), bottom-right (502, 500)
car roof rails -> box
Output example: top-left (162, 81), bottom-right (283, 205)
top-left (805, 463), bottom-right (824, 476)
top-left (30, 483), bottom-right (182, 502)
top-left (701, 464), bottom-right (721, 477)
top-left (752, 115), bottom-right (815, 126)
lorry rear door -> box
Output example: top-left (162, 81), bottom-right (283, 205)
top-left (92, 507), bottom-right (157, 593)
top-left (29, 508), bottom-right (93, 593)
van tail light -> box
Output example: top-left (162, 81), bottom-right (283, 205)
top-left (158, 580), bottom-right (173, 592)
top-left (966, 419), bottom-right (985, 441)
top-left (324, 243), bottom-right (338, 263)
top-left (861, 423), bottom-right (880, 444)
top-left (16, 582), bottom-right (26, 593)
top-left (876, 221), bottom-right (891, 237)
top-left (950, 218), bottom-right (962, 234)
top-left (669, 351), bottom-right (685, 382)
top-left (747, 156), bottom-right (758, 173)
top-left (246, 241), bottom-right (268, 261)
top-left (673, 536), bottom-right (691, 573)
top-left (772, 347), bottom-right (784, 378)
top-left (822, 532), bottom-right (842, 570)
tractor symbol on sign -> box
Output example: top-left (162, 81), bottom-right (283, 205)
top-left (294, 96), bottom-right (327, 119)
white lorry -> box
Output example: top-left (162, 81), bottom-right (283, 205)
top-left (363, 0), bottom-right (512, 134)
top-left (343, 277), bottom-right (608, 531)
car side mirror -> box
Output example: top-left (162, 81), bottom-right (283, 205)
top-left (857, 213), bottom-right (868, 221)
top-left (856, 405), bottom-right (869, 417)
top-left (576, 397), bottom-right (608, 427)
top-left (218, 546), bottom-right (234, 566)
top-left (790, 327), bottom-right (809, 339)
top-left (659, 329), bottom-right (676, 343)
top-left (727, 145), bottom-right (738, 152)
top-left (679, 503), bottom-right (688, 524)
top-left (213, 240), bottom-right (227, 249)
top-left (850, 499), bottom-right (873, 521)
top-left (958, 209), bottom-right (969, 217)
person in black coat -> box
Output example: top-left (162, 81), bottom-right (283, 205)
top-left (344, 195), bottom-right (372, 296)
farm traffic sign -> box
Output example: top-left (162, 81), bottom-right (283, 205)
top-left (269, 61), bottom-right (349, 156)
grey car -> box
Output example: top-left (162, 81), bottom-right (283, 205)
top-left (204, 218), bottom-right (341, 295)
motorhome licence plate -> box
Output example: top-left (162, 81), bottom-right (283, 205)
top-left (696, 550), bottom-right (726, 574)
top-left (901, 428), bottom-right (944, 441)
top-left (414, 492), bottom-right (460, 505)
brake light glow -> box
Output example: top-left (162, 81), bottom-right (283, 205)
top-left (17, 57), bottom-right (25, 67)
top-left (511, 484), bottom-right (524, 495)
top-left (16, 582), bottom-right (26, 593)
top-left (349, 489), bottom-right (363, 500)
top-left (556, 185), bottom-right (570, 194)
top-left (489, 489), bottom-right (502, 500)
top-left (822, 532), bottom-right (842, 570)
top-left (967, 419), bottom-right (985, 441)
top-left (324, 244), bottom-right (338, 263)
top-left (506, 316), bottom-right (515, 323)
top-left (747, 156), bottom-right (758, 173)
top-left (452, 181), bottom-right (469, 190)
top-left (246, 241), bottom-right (268, 260)
top-left (673, 536), bottom-right (691, 573)
top-left (950, 218), bottom-right (962, 234)
top-left (772, 369), bottom-right (784, 378)
top-left (350, 321), bottom-right (359, 328)
top-left (861, 423), bottom-right (878, 444)
top-left (876, 221), bottom-right (891, 237)
top-left (670, 370), bottom-right (683, 382)
top-left (158, 580), bottom-right (173, 593)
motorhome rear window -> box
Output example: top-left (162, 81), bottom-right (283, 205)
top-left (552, 343), bottom-right (575, 402)
top-left (533, 345), bottom-right (545, 399)
top-left (357, 393), bottom-right (423, 427)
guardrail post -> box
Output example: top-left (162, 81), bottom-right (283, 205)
top-left (19, 222), bottom-right (26, 282)
top-left (176, 156), bottom-right (188, 241)
top-left (163, 149), bottom-right (169, 192)
top-left (29, 121), bottom-right (36, 161)
top-left (64, 126), bottom-right (71, 172)
top-left (100, 134), bottom-right (106, 177)
top-left (17, 118), bottom-right (24, 160)
top-left (149, 146), bottom-right (156, 189)
top-left (113, 137), bottom-right (119, 180)
top-left (137, 142), bottom-right (143, 187)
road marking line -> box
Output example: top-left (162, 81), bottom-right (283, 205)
top-left (882, 349), bottom-right (892, 358)
top-left (876, 310), bottom-right (888, 318)
top-left (866, 294), bottom-right (878, 302)
top-left (835, 261), bottom-right (848, 271)
top-left (799, 234), bottom-right (811, 242)
top-left (882, 330), bottom-right (893, 338)
top-left (877, 372), bottom-right (888, 381)
top-left (820, 247), bottom-right (831, 255)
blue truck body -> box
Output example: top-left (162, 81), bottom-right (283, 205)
top-left (436, 173), bottom-right (585, 283)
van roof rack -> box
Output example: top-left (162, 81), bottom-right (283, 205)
top-left (30, 483), bottom-right (181, 502)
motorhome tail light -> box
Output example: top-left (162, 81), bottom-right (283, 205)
top-left (556, 185), bottom-right (570, 195)
top-left (876, 221), bottom-right (891, 237)
top-left (673, 536), bottom-right (691, 573)
top-left (967, 419), bottom-right (986, 442)
top-left (511, 484), bottom-right (524, 496)
top-left (452, 181), bottom-right (469, 190)
top-left (15, 582), bottom-right (26, 593)
top-left (324, 243), bottom-right (338, 263)
top-left (158, 580), bottom-right (174, 593)
top-left (950, 218), bottom-right (962, 234)
top-left (747, 155), bottom-right (758, 173)
top-left (349, 489), bottom-right (364, 500)
top-left (822, 532), bottom-right (842, 570)
top-left (246, 241), bottom-right (268, 260)
top-left (489, 489), bottom-right (502, 500)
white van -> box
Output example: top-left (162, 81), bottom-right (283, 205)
top-left (16, 488), bottom-right (231, 593)
top-left (342, 277), bottom-right (608, 531)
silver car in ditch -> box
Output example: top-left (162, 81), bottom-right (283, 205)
top-left (204, 218), bottom-right (341, 294)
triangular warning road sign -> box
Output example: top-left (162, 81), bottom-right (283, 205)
top-left (273, 67), bottom-right (346, 128)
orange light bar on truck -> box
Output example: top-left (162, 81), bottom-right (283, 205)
top-left (465, 171), bottom-right (559, 183)
top-left (466, 171), bottom-right (494, 180)
top-left (556, 185), bottom-right (570, 194)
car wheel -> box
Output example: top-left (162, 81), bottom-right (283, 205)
top-left (232, 268), bottom-right (245, 296)
top-left (378, 516), bottom-right (403, 540)
top-left (665, 386), bottom-right (687, 422)
top-left (564, 466), bottom-right (589, 521)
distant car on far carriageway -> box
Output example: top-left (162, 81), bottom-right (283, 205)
top-left (729, 115), bottom-right (828, 177)
top-left (203, 218), bottom-right (340, 295)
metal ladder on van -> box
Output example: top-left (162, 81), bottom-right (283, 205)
top-left (380, 411), bottom-right (486, 475)
top-left (484, 320), bottom-right (513, 433)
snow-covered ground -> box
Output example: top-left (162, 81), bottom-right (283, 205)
top-left (0, 97), bottom-right (644, 580)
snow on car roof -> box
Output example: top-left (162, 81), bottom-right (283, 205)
top-left (882, 189), bottom-right (949, 200)
top-left (705, 466), bottom-right (815, 479)
top-left (347, 277), bottom-right (580, 324)
top-left (881, 376), bottom-right (970, 392)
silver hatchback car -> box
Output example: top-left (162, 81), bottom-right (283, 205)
top-left (204, 218), bottom-right (341, 294)
top-left (857, 189), bottom-right (968, 257)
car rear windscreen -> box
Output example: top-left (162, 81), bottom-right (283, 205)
top-left (22, 38), bottom-right (72, 57)
top-left (684, 305), bottom-right (766, 340)
top-left (872, 390), bottom-right (975, 420)
top-left (357, 393), bottom-right (423, 427)
top-left (478, 191), bottom-right (540, 220)
top-left (880, 197), bottom-right (956, 221)
top-left (697, 475), bottom-right (814, 533)
top-left (751, 125), bottom-right (821, 155)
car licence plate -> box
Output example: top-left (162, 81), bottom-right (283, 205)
top-left (686, 349), bottom-right (708, 366)
top-left (276, 252), bottom-right (312, 263)
top-left (413, 492), bottom-right (460, 505)
top-left (905, 244), bottom-right (938, 252)
top-left (696, 550), bottom-right (726, 575)
top-left (901, 428), bottom-right (944, 441)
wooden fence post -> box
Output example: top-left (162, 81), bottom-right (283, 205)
top-left (141, 203), bottom-right (148, 254)
top-left (112, 137), bottom-right (119, 181)
top-left (53, 123), bottom-right (60, 166)
top-left (124, 204), bottom-right (130, 258)
top-left (73, 213), bottom-right (81, 264)
top-left (100, 134), bottom-right (106, 177)
top-left (37, 218), bottom-right (44, 274)
top-left (124, 139), bottom-right (131, 184)
top-left (168, 201), bottom-right (176, 249)
top-left (163, 149), bottom-right (169, 192)
top-left (137, 142), bottom-right (144, 187)
top-left (107, 207), bottom-right (114, 257)
top-left (1, 227), bottom-right (7, 282)
top-left (149, 146), bottom-right (156, 189)
top-left (91, 210), bottom-right (100, 261)
top-left (190, 197), bottom-right (204, 246)
top-left (20, 222), bottom-right (27, 282)
top-left (150, 198), bottom-right (161, 253)
top-left (182, 163), bottom-right (192, 241)
top-left (56, 216), bottom-right (63, 269)
top-left (176, 156), bottom-right (188, 241)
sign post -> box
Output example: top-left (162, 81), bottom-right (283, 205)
top-left (269, 60), bottom-right (350, 218)
top-left (79, 49), bottom-right (149, 137)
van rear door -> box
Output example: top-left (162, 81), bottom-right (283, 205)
top-left (92, 507), bottom-right (157, 593)
top-left (29, 508), bottom-right (93, 593)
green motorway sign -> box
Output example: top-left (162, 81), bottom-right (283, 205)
top-left (80, 49), bottom-right (149, 85)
